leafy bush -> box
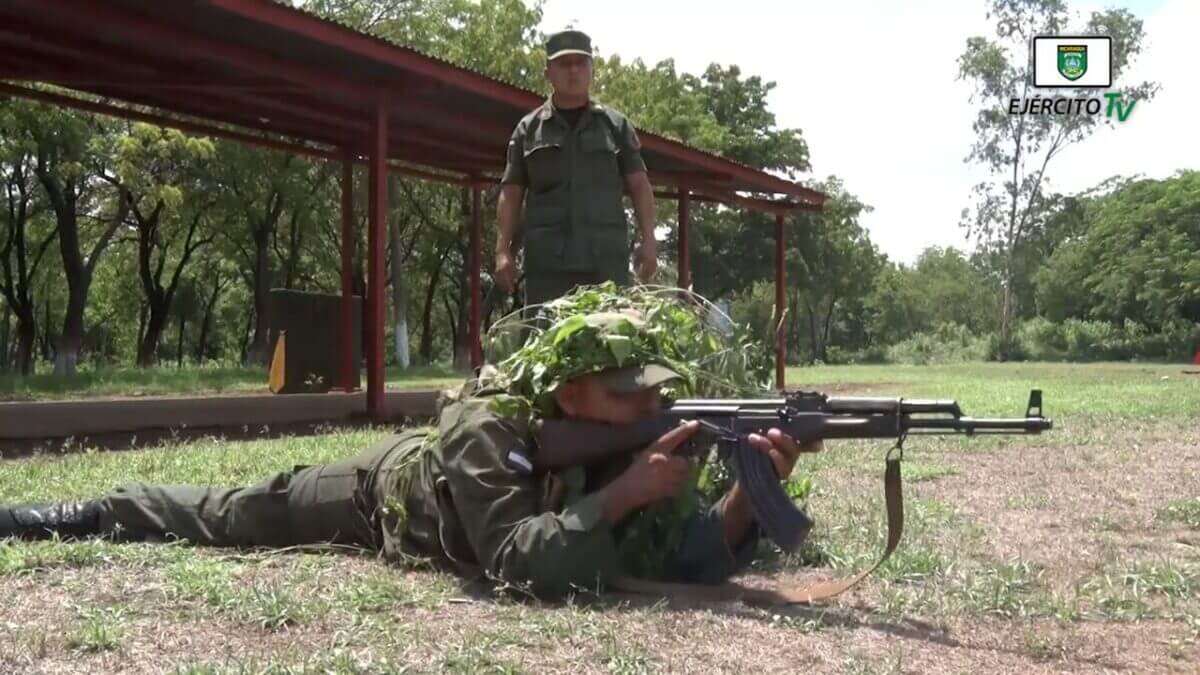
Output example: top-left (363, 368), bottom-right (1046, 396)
top-left (886, 323), bottom-right (990, 365)
top-left (1012, 318), bottom-right (1199, 362)
top-left (1014, 317), bottom-right (1065, 361)
top-left (824, 344), bottom-right (889, 365)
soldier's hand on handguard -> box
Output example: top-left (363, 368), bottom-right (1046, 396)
top-left (495, 250), bottom-right (518, 293)
top-left (746, 431), bottom-right (823, 480)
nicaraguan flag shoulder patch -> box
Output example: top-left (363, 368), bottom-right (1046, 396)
top-left (504, 446), bottom-right (534, 475)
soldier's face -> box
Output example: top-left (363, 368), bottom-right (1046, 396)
top-left (545, 54), bottom-right (593, 99)
top-left (554, 376), bottom-right (663, 425)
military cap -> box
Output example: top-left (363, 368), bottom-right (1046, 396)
top-left (545, 29), bottom-right (593, 61)
top-left (592, 363), bottom-right (681, 393)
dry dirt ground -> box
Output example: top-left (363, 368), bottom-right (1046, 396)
top-left (1, 415), bottom-right (1198, 672)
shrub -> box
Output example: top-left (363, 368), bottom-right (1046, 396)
top-left (827, 344), bottom-right (889, 365)
top-left (886, 323), bottom-right (989, 365)
top-left (1014, 317), bottom-right (1065, 361)
top-left (1010, 318), bottom-right (1199, 362)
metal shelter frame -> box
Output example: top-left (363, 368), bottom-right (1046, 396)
top-left (0, 0), bottom-right (826, 419)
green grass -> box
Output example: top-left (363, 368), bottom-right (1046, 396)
top-left (788, 361), bottom-right (1200, 419)
top-left (0, 363), bottom-right (466, 401)
top-left (2, 362), bottom-right (1199, 672)
top-left (792, 495), bottom-right (958, 583)
top-left (9, 360), bottom-right (1195, 418)
top-left (165, 557), bottom-right (240, 609)
top-left (162, 556), bottom-right (323, 632)
top-left (1080, 559), bottom-right (1200, 620)
top-left (334, 570), bottom-right (455, 612)
top-left (1020, 628), bottom-right (1072, 662)
top-left (949, 559), bottom-right (1046, 618)
top-left (1158, 497), bottom-right (1200, 529)
top-left (65, 606), bottom-right (128, 653)
top-left (172, 652), bottom-right (415, 675)
top-left (0, 427), bottom-right (392, 503)
top-left (902, 462), bottom-right (958, 482)
top-left (0, 537), bottom-right (118, 574)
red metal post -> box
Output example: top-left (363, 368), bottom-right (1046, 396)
top-left (774, 213), bottom-right (787, 391)
top-left (367, 104), bottom-right (388, 419)
top-left (677, 190), bottom-right (691, 290)
top-left (339, 155), bottom-right (355, 392)
top-left (469, 181), bottom-right (483, 370)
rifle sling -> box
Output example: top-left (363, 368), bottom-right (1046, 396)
top-left (611, 456), bottom-right (903, 606)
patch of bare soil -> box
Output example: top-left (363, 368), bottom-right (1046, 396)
top-left (2, 551), bottom-right (1196, 674)
top-left (919, 428), bottom-right (1200, 588)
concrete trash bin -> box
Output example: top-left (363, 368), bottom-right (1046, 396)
top-left (267, 288), bottom-right (361, 394)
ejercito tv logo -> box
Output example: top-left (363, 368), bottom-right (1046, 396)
top-left (1033, 36), bottom-right (1112, 87)
top-left (1009, 35), bottom-right (1136, 122)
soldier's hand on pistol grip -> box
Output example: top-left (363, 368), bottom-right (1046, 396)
top-left (614, 420), bottom-right (699, 508)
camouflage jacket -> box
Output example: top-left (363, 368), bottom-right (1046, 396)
top-left (500, 98), bottom-right (646, 276)
top-left (377, 390), bottom-right (760, 599)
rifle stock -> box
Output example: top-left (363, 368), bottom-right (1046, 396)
top-left (533, 389), bottom-right (1052, 553)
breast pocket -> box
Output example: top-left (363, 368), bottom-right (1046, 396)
top-left (523, 137), bottom-right (566, 193)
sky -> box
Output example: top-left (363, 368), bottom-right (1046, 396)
top-left (531, 0), bottom-right (1197, 264)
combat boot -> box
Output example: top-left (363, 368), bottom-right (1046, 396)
top-left (0, 500), bottom-right (110, 541)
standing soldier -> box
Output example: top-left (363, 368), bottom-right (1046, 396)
top-left (494, 29), bottom-right (659, 308)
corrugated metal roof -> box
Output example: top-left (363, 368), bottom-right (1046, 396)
top-left (265, 0), bottom-right (808, 186)
top-left (0, 0), bottom-right (825, 211)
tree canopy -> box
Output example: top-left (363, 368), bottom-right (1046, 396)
top-left (1, 0), bottom-right (1194, 377)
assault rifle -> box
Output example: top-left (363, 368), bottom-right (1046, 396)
top-left (534, 389), bottom-right (1052, 555)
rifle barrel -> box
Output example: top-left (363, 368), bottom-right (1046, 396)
top-left (905, 416), bottom-right (1053, 433)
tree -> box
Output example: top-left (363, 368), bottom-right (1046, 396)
top-left (192, 253), bottom-right (235, 365)
top-left (958, 0), bottom-right (1157, 357)
top-left (101, 123), bottom-right (217, 366)
top-left (593, 57), bottom-right (729, 151)
top-left (16, 103), bottom-right (122, 375)
top-left (596, 59), bottom-right (815, 302)
top-left (315, 0), bottom-right (544, 369)
top-left (911, 247), bottom-right (999, 334)
top-left (394, 180), bottom-right (462, 366)
top-left (311, 0), bottom-right (546, 91)
top-left (210, 142), bottom-right (322, 366)
top-left (0, 99), bottom-right (58, 375)
top-left (788, 176), bottom-right (880, 363)
top-left (863, 262), bottom-right (926, 346)
top-left (1036, 171), bottom-right (1200, 328)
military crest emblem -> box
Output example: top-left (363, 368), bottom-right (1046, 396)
top-left (1057, 45), bottom-right (1088, 81)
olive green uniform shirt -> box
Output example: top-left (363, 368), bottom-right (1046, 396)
top-left (387, 393), bottom-right (759, 599)
top-left (501, 99), bottom-right (647, 290)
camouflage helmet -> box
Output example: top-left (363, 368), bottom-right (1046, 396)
top-left (477, 283), bottom-right (773, 417)
top-left (555, 311), bottom-right (682, 392)
top-left (496, 308), bottom-right (684, 404)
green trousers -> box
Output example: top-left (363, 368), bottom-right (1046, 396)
top-left (523, 268), bottom-right (631, 309)
top-left (521, 269), bottom-right (631, 343)
top-left (100, 432), bottom-right (423, 550)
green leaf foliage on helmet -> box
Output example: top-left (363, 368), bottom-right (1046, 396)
top-left (483, 282), bottom-right (774, 417)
